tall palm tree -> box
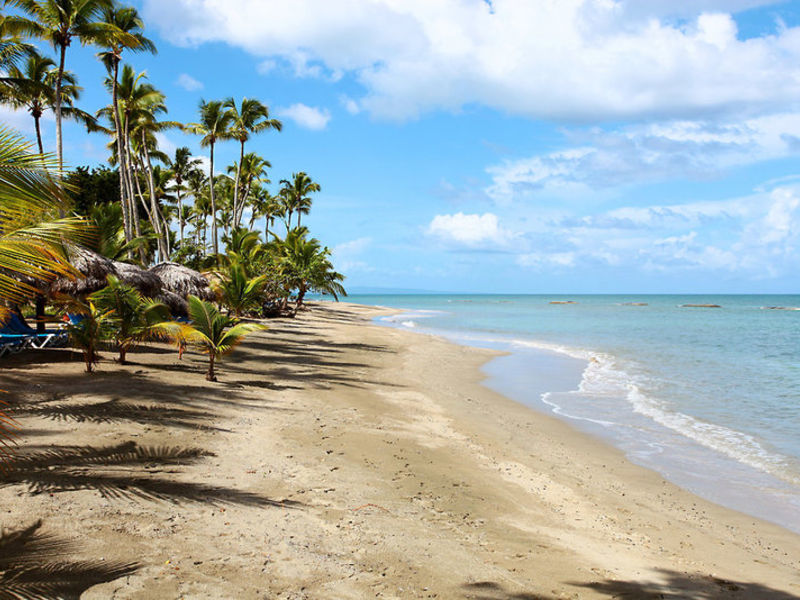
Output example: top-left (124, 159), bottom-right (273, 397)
top-left (3, 51), bottom-right (93, 155)
top-left (279, 171), bottom-right (320, 229)
top-left (185, 99), bottom-right (232, 259)
top-left (226, 151), bottom-right (270, 228)
top-left (224, 97), bottom-right (281, 229)
top-left (95, 4), bottom-right (155, 245)
top-left (249, 185), bottom-right (282, 239)
top-left (168, 147), bottom-right (201, 248)
top-left (4, 0), bottom-right (131, 170)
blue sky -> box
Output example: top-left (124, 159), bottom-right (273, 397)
top-left (5, 0), bottom-right (800, 293)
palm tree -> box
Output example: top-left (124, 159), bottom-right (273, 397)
top-left (168, 147), bottom-right (201, 248)
top-left (279, 172), bottom-right (320, 229)
top-left (171, 295), bottom-right (267, 381)
top-left (4, 0), bottom-right (132, 170)
top-left (249, 186), bottom-right (282, 240)
top-left (3, 51), bottom-right (94, 155)
top-left (224, 97), bottom-right (281, 229)
top-left (185, 99), bottom-right (233, 259)
top-left (96, 4), bottom-right (156, 245)
top-left (278, 229), bottom-right (346, 310)
top-left (211, 261), bottom-right (269, 317)
top-left (62, 298), bottom-right (114, 373)
top-left (0, 126), bottom-right (87, 309)
top-left (91, 275), bottom-right (171, 364)
top-left (227, 152), bottom-right (270, 228)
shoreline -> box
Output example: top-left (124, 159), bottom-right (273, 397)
top-left (2, 301), bottom-right (799, 598)
top-left (373, 302), bottom-right (800, 536)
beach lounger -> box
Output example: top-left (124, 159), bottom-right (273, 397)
top-left (4, 313), bottom-right (68, 349)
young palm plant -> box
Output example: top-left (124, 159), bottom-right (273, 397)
top-left (90, 275), bottom-right (171, 364)
top-left (62, 299), bottom-right (114, 373)
top-left (172, 296), bottom-right (267, 382)
top-left (211, 261), bottom-right (269, 317)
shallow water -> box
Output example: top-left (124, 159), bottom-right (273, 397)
top-left (349, 294), bottom-right (800, 533)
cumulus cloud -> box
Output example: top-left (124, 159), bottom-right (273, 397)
top-left (485, 113), bottom-right (800, 202)
top-left (510, 184), bottom-right (800, 276)
top-left (427, 212), bottom-right (515, 249)
top-left (332, 237), bottom-right (373, 272)
top-left (176, 73), bottom-right (204, 91)
top-left (143, 0), bottom-right (800, 121)
top-left (277, 103), bottom-right (331, 130)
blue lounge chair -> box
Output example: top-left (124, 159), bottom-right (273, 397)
top-left (4, 313), bottom-right (68, 349)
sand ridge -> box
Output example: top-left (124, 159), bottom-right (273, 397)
top-left (0, 301), bottom-right (798, 598)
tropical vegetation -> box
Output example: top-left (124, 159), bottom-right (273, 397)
top-left (0, 0), bottom-right (346, 387)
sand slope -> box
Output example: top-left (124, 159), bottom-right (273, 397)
top-left (1, 302), bottom-right (798, 599)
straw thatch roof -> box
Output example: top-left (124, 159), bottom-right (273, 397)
top-left (149, 262), bottom-right (215, 301)
top-left (112, 261), bottom-right (163, 298)
top-left (48, 247), bottom-right (119, 296)
top-left (156, 289), bottom-right (189, 317)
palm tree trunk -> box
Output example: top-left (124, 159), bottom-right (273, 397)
top-left (54, 43), bottom-right (66, 173)
top-left (177, 186), bottom-right (184, 247)
top-left (141, 133), bottom-right (169, 261)
top-left (111, 60), bottom-right (132, 245)
top-left (206, 353), bottom-right (216, 381)
top-left (233, 140), bottom-right (244, 228)
top-left (33, 114), bottom-right (44, 156)
top-left (209, 142), bottom-right (218, 258)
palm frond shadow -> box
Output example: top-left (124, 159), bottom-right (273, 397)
top-left (4, 441), bottom-right (303, 508)
top-left (570, 569), bottom-right (800, 599)
top-left (0, 520), bottom-right (138, 600)
top-left (18, 398), bottom-right (229, 432)
top-left (462, 581), bottom-right (553, 600)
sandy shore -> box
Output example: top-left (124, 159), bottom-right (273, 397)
top-left (1, 301), bottom-right (799, 599)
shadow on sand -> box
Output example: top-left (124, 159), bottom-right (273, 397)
top-left (461, 570), bottom-right (800, 599)
top-left (0, 520), bottom-right (138, 600)
top-left (4, 441), bottom-right (303, 508)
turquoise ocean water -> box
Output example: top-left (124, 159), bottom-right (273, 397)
top-left (346, 294), bottom-right (800, 533)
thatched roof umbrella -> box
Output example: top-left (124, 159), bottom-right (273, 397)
top-left (112, 261), bottom-right (163, 298)
top-left (48, 246), bottom-right (119, 297)
top-left (149, 262), bottom-right (216, 301)
top-left (156, 289), bottom-right (189, 317)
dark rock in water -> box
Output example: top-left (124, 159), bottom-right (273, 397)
top-left (622, 302), bottom-right (648, 306)
top-left (681, 304), bottom-right (721, 308)
top-left (549, 300), bottom-right (577, 304)
top-left (762, 306), bottom-right (800, 311)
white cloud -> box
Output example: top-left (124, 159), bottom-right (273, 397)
top-left (333, 237), bottom-right (373, 272)
top-left (276, 103), bottom-right (331, 130)
top-left (510, 184), bottom-right (800, 276)
top-left (427, 212), bottom-right (515, 248)
top-left (175, 73), bottom-right (204, 91)
top-left (486, 113), bottom-right (800, 202)
top-left (144, 1), bottom-right (800, 121)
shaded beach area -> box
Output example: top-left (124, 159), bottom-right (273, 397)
top-left (2, 302), bottom-right (799, 598)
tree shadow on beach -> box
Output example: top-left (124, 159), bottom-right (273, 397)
top-left (462, 571), bottom-right (800, 600)
top-left (3, 441), bottom-right (304, 508)
top-left (461, 581), bottom-right (553, 600)
top-left (569, 569), bottom-right (800, 599)
top-left (17, 398), bottom-right (230, 432)
top-left (0, 520), bottom-right (138, 600)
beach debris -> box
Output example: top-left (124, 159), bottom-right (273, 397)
top-left (351, 503), bottom-right (390, 513)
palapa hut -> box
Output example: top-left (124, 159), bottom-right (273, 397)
top-left (156, 289), bottom-right (189, 317)
top-left (149, 262), bottom-right (216, 302)
top-left (112, 261), bottom-right (163, 298)
top-left (48, 246), bottom-right (119, 297)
